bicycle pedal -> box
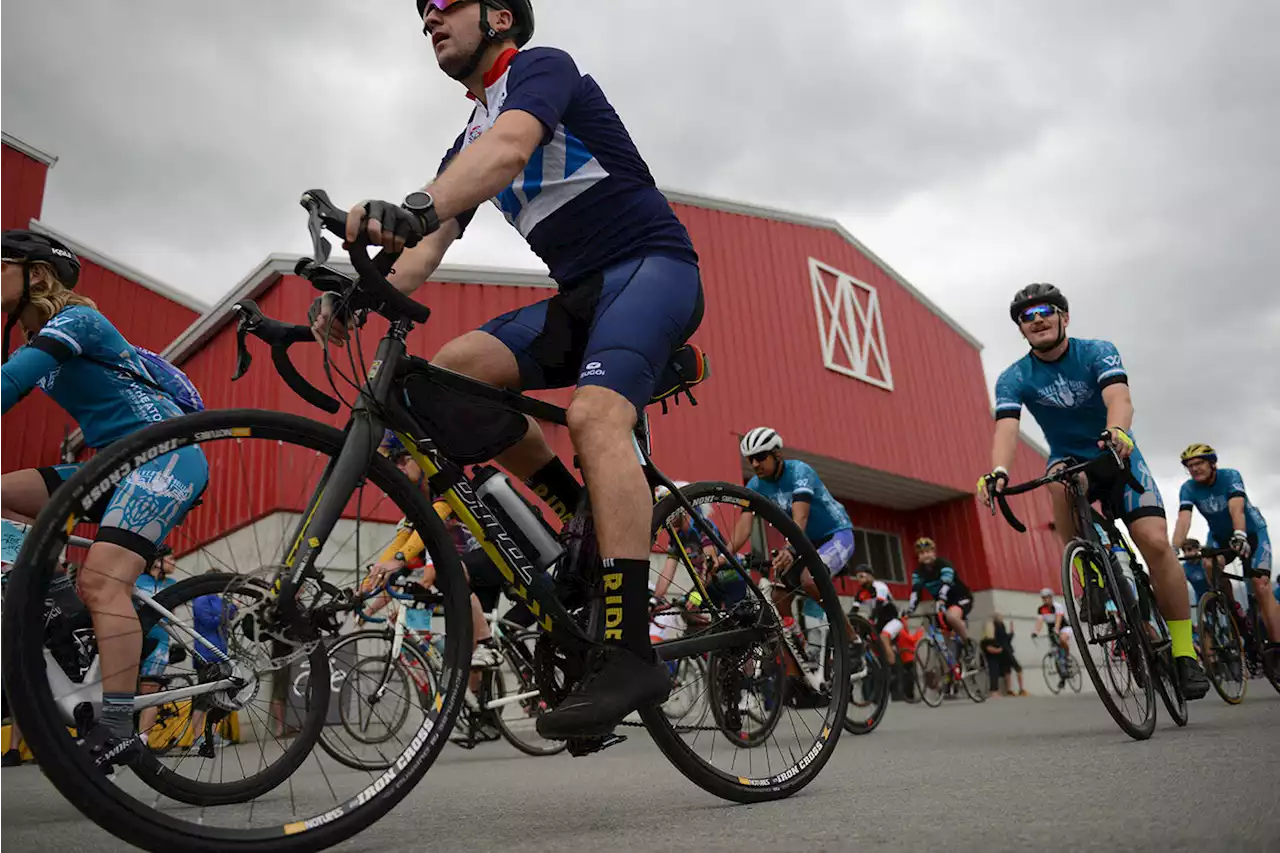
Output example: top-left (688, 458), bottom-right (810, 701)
top-left (565, 732), bottom-right (627, 757)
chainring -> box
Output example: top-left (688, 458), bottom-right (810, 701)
top-left (533, 633), bottom-right (588, 708)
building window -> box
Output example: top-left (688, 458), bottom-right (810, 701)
top-left (852, 528), bottom-right (905, 583)
top-left (808, 258), bottom-right (894, 391)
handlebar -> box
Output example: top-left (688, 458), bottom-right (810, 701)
top-left (230, 190), bottom-right (437, 412)
top-left (356, 566), bottom-right (442, 623)
top-left (986, 447), bottom-right (1142, 534)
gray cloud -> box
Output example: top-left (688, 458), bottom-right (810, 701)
top-left (3, 0), bottom-right (1275, 537)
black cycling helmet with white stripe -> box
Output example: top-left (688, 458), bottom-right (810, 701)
top-left (740, 426), bottom-right (783, 458)
top-left (1008, 282), bottom-right (1068, 322)
top-left (2, 229), bottom-right (83, 363)
top-left (417, 0), bottom-right (535, 80)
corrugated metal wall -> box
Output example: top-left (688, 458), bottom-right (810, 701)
top-left (1, 143), bottom-right (50, 230)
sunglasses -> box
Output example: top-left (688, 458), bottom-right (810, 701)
top-left (423, 0), bottom-right (474, 11)
top-left (747, 452), bottom-right (771, 464)
top-left (1017, 304), bottom-right (1059, 324)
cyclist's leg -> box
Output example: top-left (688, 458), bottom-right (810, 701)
top-left (944, 602), bottom-right (971, 643)
top-left (880, 618), bottom-right (902, 665)
top-left (790, 529), bottom-right (856, 637)
top-left (0, 467), bottom-right (62, 524)
top-left (77, 445), bottom-right (208, 741)
top-left (1245, 530), bottom-right (1280, 643)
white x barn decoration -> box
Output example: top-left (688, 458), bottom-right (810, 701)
top-left (808, 258), bottom-right (894, 391)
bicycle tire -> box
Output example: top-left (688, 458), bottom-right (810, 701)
top-left (1132, 571), bottom-right (1186, 727)
top-left (914, 640), bottom-right (946, 708)
top-left (641, 481), bottom-right (851, 803)
top-left (843, 614), bottom-right (889, 735)
top-left (1061, 539), bottom-right (1155, 740)
top-left (959, 644), bottom-right (989, 703)
top-left (129, 572), bottom-right (330, 806)
top-left (1067, 654), bottom-right (1083, 693)
top-left (321, 632), bottom-right (438, 772)
top-left (1195, 593), bottom-right (1245, 704)
top-left (490, 635), bottom-right (565, 757)
top-left (1, 408), bottom-right (473, 853)
top-left (1042, 652), bottom-right (1063, 695)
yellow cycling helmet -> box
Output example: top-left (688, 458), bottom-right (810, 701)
top-left (914, 537), bottom-right (935, 550)
top-left (1180, 443), bottom-right (1217, 465)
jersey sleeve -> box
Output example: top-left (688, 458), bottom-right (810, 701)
top-left (436, 129), bottom-right (479, 237)
top-left (993, 365), bottom-right (1024, 420)
top-left (1178, 480), bottom-right (1195, 512)
top-left (500, 48), bottom-right (580, 144)
top-left (1219, 469), bottom-right (1249, 502)
top-left (789, 462), bottom-right (816, 503)
top-left (1088, 340), bottom-right (1128, 389)
top-left (1, 345), bottom-right (60, 413)
top-left (378, 527), bottom-right (414, 563)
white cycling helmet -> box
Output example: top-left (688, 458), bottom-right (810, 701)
top-left (1039, 587), bottom-right (1053, 597)
top-left (740, 427), bottom-right (783, 457)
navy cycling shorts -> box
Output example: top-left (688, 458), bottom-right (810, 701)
top-left (480, 254), bottom-right (704, 410)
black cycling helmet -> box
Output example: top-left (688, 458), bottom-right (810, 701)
top-left (416, 0), bottom-right (534, 48)
top-left (2, 229), bottom-right (81, 288)
top-left (1009, 282), bottom-right (1068, 323)
top-left (3, 230), bottom-right (82, 364)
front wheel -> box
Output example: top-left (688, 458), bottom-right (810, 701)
top-left (914, 640), bottom-right (946, 708)
top-left (489, 633), bottom-right (566, 757)
top-left (1042, 652), bottom-right (1064, 695)
top-left (642, 480), bottom-right (850, 803)
top-left (1061, 539), bottom-right (1156, 740)
top-left (842, 614), bottom-right (889, 734)
top-left (1198, 593), bottom-right (1246, 705)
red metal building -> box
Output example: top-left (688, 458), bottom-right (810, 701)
top-left (3, 132), bottom-right (1059, 611)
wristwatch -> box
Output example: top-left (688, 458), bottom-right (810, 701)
top-left (403, 191), bottom-right (441, 236)
top-left (394, 552), bottom-right (407, 564)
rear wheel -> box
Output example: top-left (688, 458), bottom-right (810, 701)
top-left (1197, 592), bottom-right (1246, 705)
top-left (959, 643), bottom-right (989, 702)
top-left (1061, 539), bottom-right (1155, 740)
top-left (641, 481), bottom-right (850, 803)
top-left (1, 408), bottom-right (474, 852)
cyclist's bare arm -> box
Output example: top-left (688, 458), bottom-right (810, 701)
top-left (727, 511), bottom-right (755, 555)
top-left (791, 499), bottom-right (811, 532)
top-left (1032, 615), bottom-right (1045, 634)
top-left (1171, 508), bottom-right (1194, 550)
top-left (654, 555), bottom-right (678, 601)
top-left (1227, 496), bottom-right (1248, 537)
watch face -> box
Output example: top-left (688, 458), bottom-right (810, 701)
top-left (404, 191), bottom-right (433, 211)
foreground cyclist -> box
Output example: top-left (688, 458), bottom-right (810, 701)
top-left (978, 283), bottom-right (1208, 698)
top-left (311, 0), bottom-right (703, 738)
top-left (1172, 444), bottom-right (1280, 667)
top-left (1, 230), bottom-right (209, 767)
top-left (902, 537), bottom-right (976, 661)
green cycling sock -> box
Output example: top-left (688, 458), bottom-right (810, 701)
top-left (1168, 619), bottom-right (1196, 660)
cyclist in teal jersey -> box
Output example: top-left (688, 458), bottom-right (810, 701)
top-left (1171, 443), bottom-right (1279, 662)
top-left (978, 283), bottom-right (1208, 699)
top-left (1, 230), bottom-right (209, 769)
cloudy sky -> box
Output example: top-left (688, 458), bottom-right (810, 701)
top-left (4, 1), bottom-right (1276, 540)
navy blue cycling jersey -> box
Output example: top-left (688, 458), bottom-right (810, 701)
top-left (909, 559), bottom-right (967, 600)
top-left (994, 338), bottom-right (1130, 462)
top-left (1, 306), bottom-right (184, 447)
top-left (747, 459), bottom-right (852, 543)
top-left (1178, 468), bottom-right (1267, 540)
top-left (439, 47), bottom-right (697, 285)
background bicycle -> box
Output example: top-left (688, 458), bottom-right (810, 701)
top-left (1032, 634), bottom-right (1082, 694)
top-left (908, 612), bottom-right (990, 706)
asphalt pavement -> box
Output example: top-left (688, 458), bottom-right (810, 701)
top-left (3, 690), bottom-right (1277, 853)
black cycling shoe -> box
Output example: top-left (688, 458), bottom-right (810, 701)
top-left (1, 749), bottom-right (25, 768)
top-left (81, 729), bottom-right (144, 777)
top-left (536, 645), bottom-right (671, 740)
top-left (1078, 585), bottom-right (1111, 626)
top-left (1175, 656), bottom-right (1210, 701)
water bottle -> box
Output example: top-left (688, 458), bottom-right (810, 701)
top-left (473, 467), bottom-right (565, 571)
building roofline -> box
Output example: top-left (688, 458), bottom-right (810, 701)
top-left (165, 254), bottom-right (556, 367)
top-left (27, 220), bottom-right (209, 313)
top-left (2, 131), bottom-right (58, 167)
top-left (660, 187), bottom-right (983, 352)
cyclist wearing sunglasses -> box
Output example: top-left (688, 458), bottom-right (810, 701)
top-left (310, 0), bottom-right (704, 739)
top-left (978, 283), bottom-right (1209, 700)
top-left (727, 427), bottom-right (855, 588)
top-left (1172, 444), bottom-right (1279, 664)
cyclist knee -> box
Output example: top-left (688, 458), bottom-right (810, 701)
top-left (566, 387), bottom-right (635, 447)
top-left (76, 548), bottom-right (143, 610)
top-left (433, 331), bottom-right (521, 387)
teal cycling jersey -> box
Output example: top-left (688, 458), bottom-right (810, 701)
top-left (1178, 468), bottom-right (1267, 540)
top-left (1, 306), bottom-right (184, 448)
top-left (747, 459), bottom-right (852, 543)
top-left (994, 338), bottom-right (1129, 463)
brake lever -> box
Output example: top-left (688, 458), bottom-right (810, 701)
top-left (300, 189), bottom-right (348, 263)
top-left (231, 301), bottom-right (263, 381)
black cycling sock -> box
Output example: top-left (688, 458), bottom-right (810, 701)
top-left (525, 457), bottom-right (582, 525)
top-left (601, 558), bottom-right (653, 659)
top-left (101, 692), bottom-right (135, 739)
